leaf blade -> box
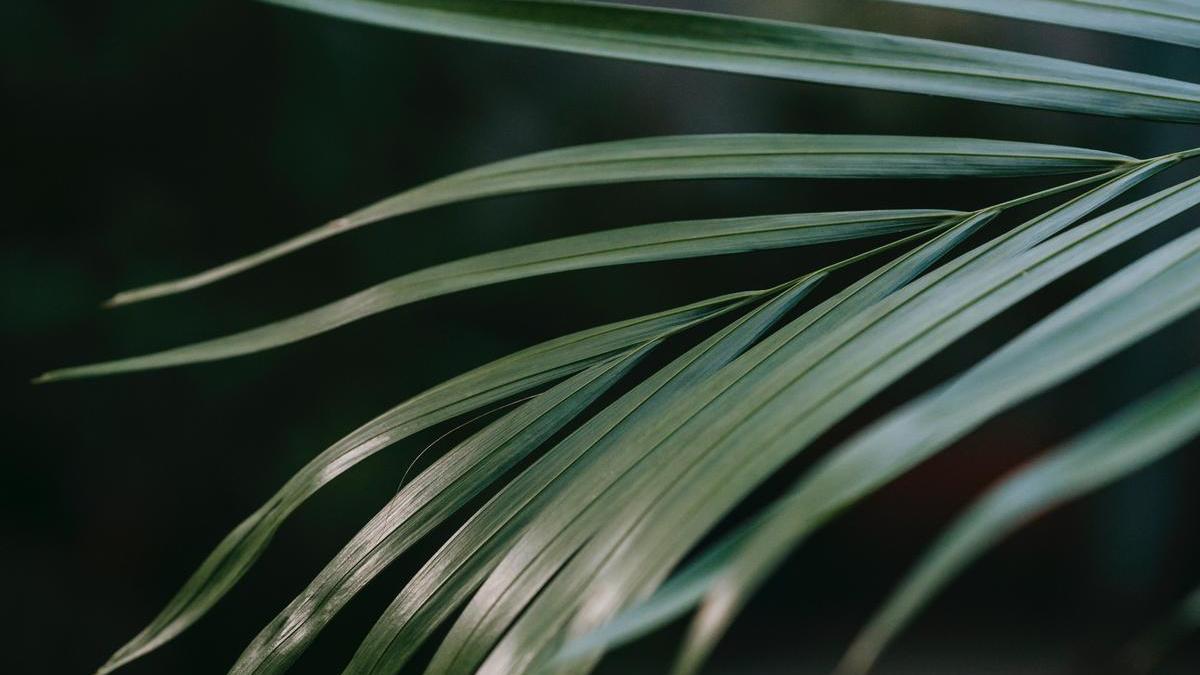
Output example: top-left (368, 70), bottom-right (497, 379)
top-left (108, 133), bottom-right (1129, 305)
top-left (498, 164), bottom-right (1189, 675)
top-left (839, 366), bottom-right (1200, 674)
top-left (262, 0), bottom-right (1200, 122)
top-left (46, 209), bottom-right (954, 381)
top-left (93, 292), bottom-right (744, 675)
top-left (671, 193), bottom-right (1200, 675)
top-left (432, 209), bottom-right (1002, 675)
top-left (343, 275), bottom-right (825, 675)
top-left (229, 347), bottom-right (650, 675)
top-left (889, 1), bottom-right (1200, 49)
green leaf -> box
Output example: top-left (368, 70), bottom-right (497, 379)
top-left (262, 0), bottom-right (1200, 123)
top-left (343, 275), bottom-right (824, 675)
top-left (43, 209), bottom-right (954, 381)
top-left (374, 214), bottom-right (993, 672)
top-left (889, 1), bottom-right (1200, 49)
top-left (837, 367), bottom-right (1200, 675)
top-left (490, 163), bottom-right (1188, 675)
top-left (550, 520), bottom-right (753, 668)
top-left (430, 210), bottom-right (1002, 675)
top-left (507, 159), bottom-right (1175, 672)
top-left (107, 134), bottom-right (1129, 306)
top-left (93, 292), bottom-right (744, 675)
top-left (230, 346), bottom-right (650, 675)
top-left (669, 189), bottom-right (1200, 675)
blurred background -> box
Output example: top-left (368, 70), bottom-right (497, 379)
top-left (4, 1), bottom-right (1200, 673)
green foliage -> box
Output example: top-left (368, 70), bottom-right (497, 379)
top-left (46, 1), bottom-right (1200, 673)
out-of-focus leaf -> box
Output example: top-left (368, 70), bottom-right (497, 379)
top-left (264, 0), bottom-right (1200, 122)
top-left (837, 366), bottom-right (1200, 674)
top-left (1121, 584), bottom-right (1200, 674)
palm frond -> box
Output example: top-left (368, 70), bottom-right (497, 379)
top-left (229, 346), bottom-right (650, 675)
top-left (106, 134), bottom-right (1131, 306)
top-left (93, 291), bottom-right (744, 674)
top-left (262, 0), bottom-right (1200, 123)
top-left (671, 210), bottom-right (1200, 675)
top-left (837, 366), bottom-right (1200, 675)
top-left (234, 272), bottom-right (823, 675)
top-left (354, 211), bottom-right (999, 675)
top-left (419, 165), bottom-right (1171, 674)
top-left (494, 170), bottom-right (1199, 675)
top-left (889, 1), bottom-right (1200, 48)
top-left (42, 208), bottom-right (957, 381)
top-left (553, 170), bottom-right (1200, 672)
top-left (425, 213), bottom-right (1021, 675)
top-left (55, 3), bottom-right (1200, 674)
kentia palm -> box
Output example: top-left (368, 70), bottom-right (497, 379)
top-left (41, 1), bottom-right (1200, 674)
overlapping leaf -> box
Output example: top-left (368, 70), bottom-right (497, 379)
top-left (421, 163), bottom-right (1167, 674)
top-left (422, 210), bottom-right (998, 675)
top-left (890, 1), bottom-right (1200, 48)
top-left (332, 211), bottom-right (1003, 675)
top-left (489, 165), bottom-right (1191, 675)
top-left (838, 366), bottom-right (1200, 674)
top-left (42, 209), bottom-right (955, 381)
top-left (263, 0), bottom-right (1200, 123)
top-left (52, 2), bottom-right (1200, 674)
top-left (232, 267), bottom-right (824, 675)
top-left (426, 163), bottom-right (1150, 674)
top-left (229, 346), bottom-right (649, 675)
top-left (672, 214), bottom-right (1200, 675)
top-left (93, 292), bottom-right (747, 674)
top-left (107, 134), bottom-right (1129, 305)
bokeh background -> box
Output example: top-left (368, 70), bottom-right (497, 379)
top-left (5, 1), bottom-right (1200, 673)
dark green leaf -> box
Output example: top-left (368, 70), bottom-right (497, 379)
top-left (502, 164), bottom-right (1188, 675)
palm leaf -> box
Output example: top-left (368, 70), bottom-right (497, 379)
top-left (229, 346), bottom-right (649, 675)
top-left (889, 1), bottom-right (1200, 48)
top-left (343, 210), bottom-right (1004, 675)
top-left (107, 134), bottom-right (1131, 306)
top-left (670, 217), bottom-right (1200, 675)
top-left (234, 269), bottom-right (823, 675)
top-left (40, 208), bottom-right (958, 381)
top-left (484, 167), bottom-right (1194, 675)
top-left (422, 210), bottom-right (999, 675)
top-left (93, 291), bottom-right (745, 674)
top-left (423, 162), bottom-right (1161, 674)
top-left (262, 0), bottom-right (1200, 123)
top-left (837, 367), bottom-right (1200, 675)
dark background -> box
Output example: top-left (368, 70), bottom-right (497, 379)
top-left (4, 1), bottom-right (1200, 673)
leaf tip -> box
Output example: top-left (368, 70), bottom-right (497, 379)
top-left (103, 289), bottom-right (146, 308)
